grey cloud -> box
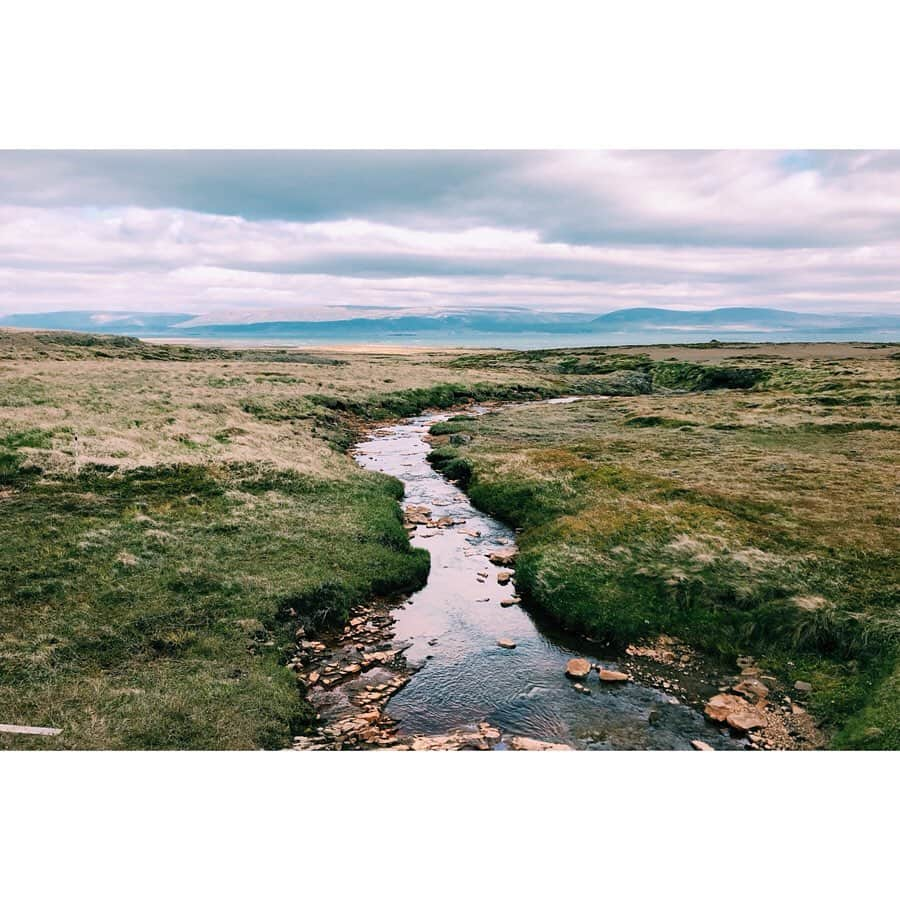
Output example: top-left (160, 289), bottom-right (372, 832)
top-left (0, 150), bottom-right (523, 223)
top-left (2, 150), bottom-right (900, 317)
top-left (219, 251), bottom-right (759, 286)
top-left (6, 149), bottom-right (900, 249)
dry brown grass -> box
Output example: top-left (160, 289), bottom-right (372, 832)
top-left (434, 345), bottom-right (900, 747)
top-left (0, 342), bottom-right (527, 478)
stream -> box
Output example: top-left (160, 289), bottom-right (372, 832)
top-left (352, 401), bottom-right (743, 750)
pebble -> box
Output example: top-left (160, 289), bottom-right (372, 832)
top-left (597, 668), bottom-right (630, 682)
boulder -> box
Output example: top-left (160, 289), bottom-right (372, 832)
top-left (499, 597), bottom-right (520, 607)
top-left (597, 668), bottom-right (630, 682)
top-left (497, 638), bottom-right (517, 649)
top-left (793, 680), bottom-right (813, 693)
top-left (690, 739), bottom-right (715, 751)
top-left (565, 658), bottom-right (592, 679)
top-left (497, 572), bottom-right (511, 585)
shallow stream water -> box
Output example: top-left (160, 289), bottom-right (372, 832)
top-left (353, 402), bottom-right (743, 750)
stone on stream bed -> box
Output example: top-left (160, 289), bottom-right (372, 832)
top-left (704, 693), bottom-right (765, 732)
top-left (497, 639), bottom-right (517, 649)
top-left (597, 668), bottom-right (630, 682)
top-left (404, 505), bottom-right (432, 525)
top-left (499, 597), bottom-right (520, 607)
top-left (727, 711), bottom-right (766, 733)
top-left (506, 736), bottom-right (572, 751)
top-left (733, 678), bottom-right (770, 701)
top-left (488, 548), bottom-right (518, 566)
top-left (691, 739), bottom-right (715, 751)
top-left (497, 571), bottom-right (511, 585)
top-left (704, 693), bottom-right (745, 723)
top-left (565, 658), bottom-right (592, 679)
top-left (407, 722), bottom-right (501, 751)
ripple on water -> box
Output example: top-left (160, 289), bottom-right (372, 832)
top-left (354, 408), bottom-right (744, 751)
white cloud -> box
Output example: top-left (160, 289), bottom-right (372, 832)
top-left (1, 151), bottom-right (900, 317)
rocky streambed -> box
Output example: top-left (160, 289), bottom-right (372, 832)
top-left (290, 401), bottom-right (823, 751)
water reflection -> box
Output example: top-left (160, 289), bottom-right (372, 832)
top-left (353, 409), bottom-right (742, 750)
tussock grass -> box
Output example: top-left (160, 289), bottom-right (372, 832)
top-left (432, 347), bottom-right (900, 748)
top-left (0, 460), bottom-right (428, 749)
top-left (3, 329), bottom-right (897, 748)
top-left (3, 330), bottom-right (556, 748)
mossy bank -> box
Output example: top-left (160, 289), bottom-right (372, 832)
top-left (426, 344), bottom-right (900, 749)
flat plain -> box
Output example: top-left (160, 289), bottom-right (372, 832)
top-left (1, 329), bottom-right (897, 748)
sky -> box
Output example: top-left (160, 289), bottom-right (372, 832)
top-left (1, 150), bottom-right (899, 321)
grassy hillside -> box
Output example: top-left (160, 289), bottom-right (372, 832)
top-left (427, 344), bottom-right (900, 748)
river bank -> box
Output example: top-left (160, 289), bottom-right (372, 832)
top-left (4, 329), bottom-right (887, 748)
top-left (412, 346), bottom-right (899, 749)
top-left (290, 402), bottom-right (824, 750)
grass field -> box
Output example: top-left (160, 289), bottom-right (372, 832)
top-left (0, 330), bottom-right (557, 749)
top-left (2, 330), bottom-right (897, 748)
top-left (428, 343), bottom-right (900, 748)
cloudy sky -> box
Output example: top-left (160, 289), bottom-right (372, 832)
top-left (1, 150), bottom-right (899, 320)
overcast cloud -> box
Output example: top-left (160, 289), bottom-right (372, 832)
top-left (1, 150), bottom-right (899, 318)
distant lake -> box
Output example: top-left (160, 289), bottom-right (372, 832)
top-left (150, 326), bottom-right (900, 350)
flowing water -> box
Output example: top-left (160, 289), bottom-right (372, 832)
top-left (353, 402), bottom-right (743, 750)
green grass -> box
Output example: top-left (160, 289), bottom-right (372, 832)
top-left (0, 461), bottom-right (428, 749)
top-left (308, 381), bottom-right (554, 421)
top-left (427, 352), bottom-right (900, 747)
top-left (448, 347), bottom-right (770, 391)
top-left (3, 330), bottom-right (897, 749)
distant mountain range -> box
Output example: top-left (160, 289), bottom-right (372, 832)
top-left (0, 311), bottom-right (193, 335)
top-left (2, 307), bottom-right (899, 347)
